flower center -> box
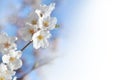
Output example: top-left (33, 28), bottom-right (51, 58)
top-left (9, 57), bottom-right (16, 62)
top-left (4, 42), bottom-right (10, 48)
top-left (31, 20), bottom-right (37, 25)
top-left (37, 35), bottom-right (43, 40)
top-left (29, 29), bottom-right (35, 35)
top-left (0, 77), bottom-right (5, 80)
top-left (43, 21), bottom-right (49, 27)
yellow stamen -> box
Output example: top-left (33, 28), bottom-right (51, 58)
top-left (43, 21), bottom-right (49, 27)
top-left (37, 35), bottom-right (43, 40)
top-left (31, 20), bottom-right (37, 25)
top-left (4, 42), bottom-right (10, 48)
top-left (9, 57), bottom-right (15, 62)
top-left (29, 29), bottom-right (35, 35)
top-left (0, 77), bottom-right (5, 80)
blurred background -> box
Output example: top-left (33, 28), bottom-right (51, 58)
top-left (0, 0), bottom-right (120, 80)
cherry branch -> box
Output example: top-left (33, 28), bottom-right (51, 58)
top-left (21, 40), bottom-right (33, 51)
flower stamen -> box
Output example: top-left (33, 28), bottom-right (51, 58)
top-left (43, 21), bottom-right (49, 27)
top-left (37, 35), bottom-right (43, 40)
top-left (9, 57), bottom-right (15, 62)
top-left (0, 77), bottom-right (5, 80)
top-left (31, 20), bottom-right (37, 25)
top-left (4, 42), bottom-right (10, 48)
top-left (29, 29), bottom-right (35, 35)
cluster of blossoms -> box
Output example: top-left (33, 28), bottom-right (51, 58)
top-left (19, 3), bottom-right (57, 49)
top-left (0, 3), bottom-right (57, 80)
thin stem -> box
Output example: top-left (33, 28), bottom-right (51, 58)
top-left (21, 40), bottom-right (33, 51)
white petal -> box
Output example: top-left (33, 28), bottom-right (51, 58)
top-left (33, 37), bottom-right (42, 49)
top-left (0, 63), bottom-right (7, 72)
top-left (2, 55), bottom-right (10, 63)
top-left (10, 59), bottom-right (22, 70)
top-left (19, 26), bottom-right (32, 41)
top-left (16, 51), bottom-right (22, 59)
top-left (35, 9), bottom-right (42, 18)
top-left (42, 39), bottom-right (49, 48)
top-left (49, 17), bottom-right (57, 29)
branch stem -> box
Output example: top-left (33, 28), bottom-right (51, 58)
top-left (21, 40), bottom-right (33, 51)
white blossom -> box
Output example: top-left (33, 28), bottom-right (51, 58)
top-left (0, 2), bottom-right (58, 80)
top-left (0, 32), bottom-right (17, 54)
top-left (19, 24), bottom-right (37, 41)
top-left (26, 11), bottom-right (39, 26)
top-left (32, 30), bottom-right (51, 49)
top-left (0, 63), bottom-right (7, 72)
top-left (39, 16), bottom-right (57, 30)
top-left (35, 3), bottom-right (55, 18)
top-left (2, 50), bottom-right (22, 70)
top-left (0, 63), bottom-right (15, 80)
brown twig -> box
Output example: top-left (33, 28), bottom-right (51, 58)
top-left (21, 40), bottom-right (33, 51)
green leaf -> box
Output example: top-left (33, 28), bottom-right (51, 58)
top-left (55, 24), bottom-right (60, 28)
